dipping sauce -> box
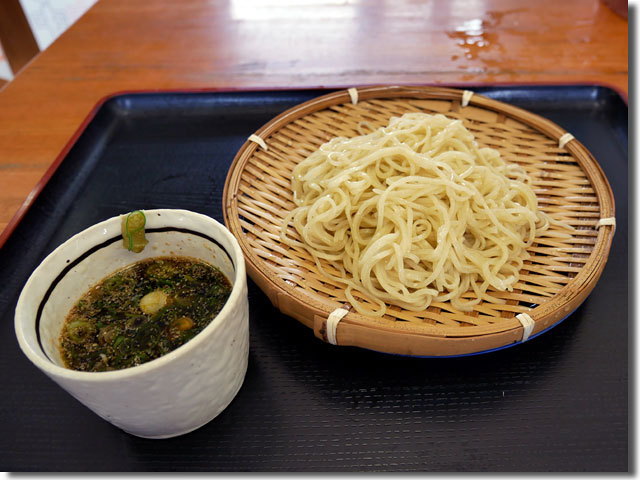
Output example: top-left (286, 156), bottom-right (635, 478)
top-left (60, 256), bottom-right (232, 372)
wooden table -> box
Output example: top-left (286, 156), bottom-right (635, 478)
top-left (0, 0), bottom-right (627, 243)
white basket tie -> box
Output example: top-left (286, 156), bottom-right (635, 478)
top-left (461, 90), bottom-right (474, 107)
top-left (348, 87), bottom-right (359, 105)
top-left (597, 217), bottom-right (616, 228)
top-left (248, 134), bottom-right (268, 151)
top-left (558, 133), bottom-right (575, 149)
top-left (326, 307), bottom-right (349, 345)
top-left (515, 313), bottom-right (535, 342)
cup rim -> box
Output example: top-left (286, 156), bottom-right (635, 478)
top-left (15, 209), bottom-right (247, 382)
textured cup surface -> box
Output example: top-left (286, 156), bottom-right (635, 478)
top-left (15, 209), bottom-right (249, 438)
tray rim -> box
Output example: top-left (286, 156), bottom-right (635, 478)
top-left (222, 85), bottom-right (618, 356)
top-left (0, 82), bottom-right (627, 252)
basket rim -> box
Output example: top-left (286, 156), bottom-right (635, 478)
top-left (223, 85), bottom-right (616, 354)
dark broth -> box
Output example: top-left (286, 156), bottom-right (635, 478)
top-left (59, 256), bottom-right (232, 372)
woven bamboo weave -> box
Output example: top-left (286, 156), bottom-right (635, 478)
top-left (223, 86), bottom-right (615, 356)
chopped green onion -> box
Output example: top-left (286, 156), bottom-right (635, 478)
top-left (121, 210), bottom-right (148, 253)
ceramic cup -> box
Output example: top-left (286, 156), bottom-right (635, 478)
top-left (15, 209), bottom-right (249, 439)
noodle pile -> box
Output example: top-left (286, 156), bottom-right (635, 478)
top-left (281, 112), bottom-right (552, 317)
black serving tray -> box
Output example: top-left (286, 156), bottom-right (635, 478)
top-left (0, 86), bottom-right (628, 472)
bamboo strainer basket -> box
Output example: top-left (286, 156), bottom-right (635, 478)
top-left (223, 86), bottom-right (615, 356)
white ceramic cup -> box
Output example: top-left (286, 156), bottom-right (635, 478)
top-left (15, 209), bottom-right (249, 439)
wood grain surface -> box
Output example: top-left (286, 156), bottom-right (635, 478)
top-left (0, 0), bottom-right (628, 238)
